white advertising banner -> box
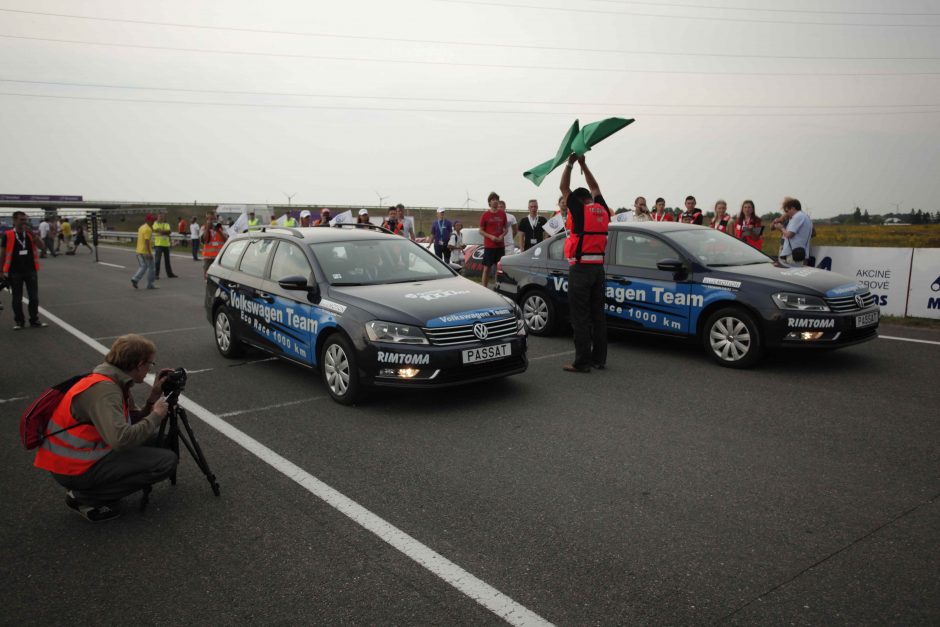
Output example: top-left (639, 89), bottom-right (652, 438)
top-left (905, 248), bottom-right (940, 319)
top-left (813, 246), bottom-right (913, 316)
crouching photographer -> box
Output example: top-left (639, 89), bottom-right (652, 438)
top-left (33, 334), bottom-right (178, 522)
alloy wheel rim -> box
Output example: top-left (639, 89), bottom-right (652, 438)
top-left (524, 295), bottom-right (548, 331)
top-left (215, 313), bottom-right (231, 352)
top-left (324, 344), bottom-right (350, 395)
top-left (709, 316), bottom-right (751, 362)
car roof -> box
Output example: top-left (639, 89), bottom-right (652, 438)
top-left (231, 225), bottom-right (400, 244)
top-left (609, 222), bottom-right (707, 233)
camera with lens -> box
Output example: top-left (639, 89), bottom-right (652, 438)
top-left (161, 367), bottom-right (187, 396)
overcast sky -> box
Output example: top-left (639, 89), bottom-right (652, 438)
top-left (2, 0), bottom-right (939, 217)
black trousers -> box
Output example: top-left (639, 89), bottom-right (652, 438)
top-left (52, 439), bottom-right (178, 507)
top-left (9, 271), bottom-right (39, 325)
top-left (433, 244), bottom-right (447, 261)
top-left (154, 246), bottom-right (173, 277)
top-left (568, 263), bottom-right (607, 369)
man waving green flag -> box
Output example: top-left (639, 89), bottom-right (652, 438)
top-left (523, 117), bottom-right (634, 186)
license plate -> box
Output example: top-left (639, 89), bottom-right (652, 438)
top-left (855, 311), bottom-right (879, 328)
top-left (462, 343), bottom-right (511, 364)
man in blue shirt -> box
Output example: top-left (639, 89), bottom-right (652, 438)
top-left (776, 198), bottom-right (813, 266)
top-left (430, 207), bottom-right (453, 261)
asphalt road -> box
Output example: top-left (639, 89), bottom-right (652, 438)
top-left (1, 245), bottom-right (938, 626)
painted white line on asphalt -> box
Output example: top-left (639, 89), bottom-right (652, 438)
top-left (0, 396), bottom-right (28, 404)
top-left (529, 350), bottom-right (575, 361)
top-left (217, 396), bottom-right (325, 418)
top-left (98, 244), bottom-right (194, 259)
top-left (36, 303), bottom-right (553, 627)
top-left (185, 368), bottom-right (214, 374)
top-left (232, 356), bottom-right (279, 367)
top-left (880, 335), bottom-right (940, 346)
top-left (97, 261), bottom-right (126, 269)
top-left (94, 325), bottom-right (206, 341)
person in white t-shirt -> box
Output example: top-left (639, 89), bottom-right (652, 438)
top-left (497, 200), bottom-right (518, 253)
top-left (448, 220), bottom-right (466, 268)
top-left (395, 204), bottom-right (415, 241)
top-left (38, 218), bottom-right (52, 258)
top-left (189, 216), bottom-right (201, 261)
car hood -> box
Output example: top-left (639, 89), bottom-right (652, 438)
top-left (327, 276), bottom-right (515, 327)
top-left (717, 263), bottom-right (862, 297)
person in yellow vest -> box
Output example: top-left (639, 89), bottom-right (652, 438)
top-left (247, 211), bottom-right (259, 228)
top-left (60, 218), bottom-right (74, 254)
top-left (152, 211), bottom-right (177, 279)
top-left (201, 210), bottom-right (228, 279)
top-left (34, 334), bottom-right (178, 522)
top-left (283, 212), bottom-right (298, 227)
top-left (131, 214), bottom-right (157, 289)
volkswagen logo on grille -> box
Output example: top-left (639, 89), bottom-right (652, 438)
top-left (854, 294), bottom-right (865, 308)
top-left (473, 322), bottom-right (489, 340)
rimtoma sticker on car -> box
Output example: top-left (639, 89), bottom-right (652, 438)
top-left (404, 289), bottom-right (471, 301)
top-left (787, 318), bottom-right (835, 328)
top-left (377, 351), bottom-right (430, 365)
top-left (702, 277), bottom-right (742, 289)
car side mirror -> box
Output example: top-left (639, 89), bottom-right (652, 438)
top-left (656, 258), bottom-right (685, 273)
top-left (449, 263), bottom-right (464, 274)
top-left (277, 275), bottom-right (308, 290)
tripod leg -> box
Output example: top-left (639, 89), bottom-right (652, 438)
top-left (139, 485), bottom-right (152, 512)
top-left (175, 407), bottom-right (221, 497)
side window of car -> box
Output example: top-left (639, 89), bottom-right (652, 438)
top-left (614, 232), bottom-right (676, 270)
top-left (218, 239), bottom-right (248, 270)
top-left (238, 239), bottom-right (276, 278)
top-left (548, 236), bottom-right (567, 260)
top-left (270, 241), bottom-right (312, 282)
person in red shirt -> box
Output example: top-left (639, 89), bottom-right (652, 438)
top-left (651, 197), bottom-right (673, 222)
top-left (734, 199), bottom-right (764, 250)
top-left (479, 191), bottom-right (507, 289)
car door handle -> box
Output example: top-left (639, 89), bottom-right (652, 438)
top-left (610, 276), bottom-right (632, 285)
top-left (256, 291), bottom-right (274, 303)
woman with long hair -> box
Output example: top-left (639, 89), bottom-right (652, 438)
top-left (734, 199), bottom-right (763, 250)
top-left (710, 200), bottom-right (732, 233)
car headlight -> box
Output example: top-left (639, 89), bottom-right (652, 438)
top-left (501, 295), bottom-right (525, 332)
top-left (771, 292), bottom-right (830, 312)
top-left (365, 320), bottom-right (429, 345)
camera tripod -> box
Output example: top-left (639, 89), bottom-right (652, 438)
top-left (144, 390), bottom-right (220, 510)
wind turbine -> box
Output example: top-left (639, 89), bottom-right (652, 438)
top-left (374, 190), bottom-right (389, 207)
top-left (463, 190), bottom-right (477, 209)
top-left (283, 192), bottom-right (297, 207)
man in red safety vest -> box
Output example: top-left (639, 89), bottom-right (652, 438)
top-left (33, 334), bottom-right (178, 522)
top-left (0, 211), bottom-right (47, 329)
top-left (560, 154), bottom-right (612, 373)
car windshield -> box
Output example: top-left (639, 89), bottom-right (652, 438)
top-left (310, 239), bottom-right (454, 286)
top-left (667, 229), bottom-right (772, 267)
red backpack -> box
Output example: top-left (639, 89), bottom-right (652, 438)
top-left (19, 374), bottom-right (88, 450)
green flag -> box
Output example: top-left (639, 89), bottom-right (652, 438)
top-left (523, 117), bottom-right (635, 186)
top-left (523, 120), bottom-right (580, 186)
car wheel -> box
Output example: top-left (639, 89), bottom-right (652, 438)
top-left (521, 289), bottom-right (556, 336)
top-left (703, 307), bottom-right (762, 368)
top-left (320, 334), bottom-right (360, 405)
top-left (214, 307), bottom-right (244, 358)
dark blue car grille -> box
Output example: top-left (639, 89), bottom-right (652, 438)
top-left (422, 317), bottom-right (518, 346)
top-left (826, 291), bottom-right (876, 313)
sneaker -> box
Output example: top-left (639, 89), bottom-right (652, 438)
top-left (131, 279), bottom-right (138, 289)
top-left (592, 363), bottom-right (606, 370)
top-left (29, 320), bottom-right (48, 328)
top-left (66, 493), bottom-right (122, 523)
top-left (562, 363), bottom-right (591, 373)
top-left (13, 323), bottom-right (24, 330)
top-left (167, 274), bottom-right (179, 278)
top-left (146, 285), bottom-right (159, 290)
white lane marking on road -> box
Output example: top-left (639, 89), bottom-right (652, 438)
top-left (880, 335), bottom-right (940, 346)
top-left (217, 396), bottom-right (325, 418)
top-left (36, 303), bottom-right (553, 627)
top-left (230, 356), bottom-right (278, 367)
top-left (529, 350), bottom-right (575, 361)
top-left (94, 325), bottom-right (206, 341)
top-left (96, 261), bottom-right (126, 269)
top-left (185, 368), bottom-right (214, 374)
top-left (0, 396), bottom-right (28, 404)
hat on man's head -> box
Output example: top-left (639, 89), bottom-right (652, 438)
top-left (358, 209), bottom-right (369, 216)
top-left (436, 207), bottom-right (446, 213)
top-left (145, 214), bottom-right (156, 222)
top-left (299, 210), bottom-right (311, 218)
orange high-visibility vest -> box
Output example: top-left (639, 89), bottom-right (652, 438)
top-left (3, 229), bottom-right (40, 273)
top-left (33, 374), bottom-right (127, 476)
top-left (202, 229), bottom-right (224, 259)
top-left (564, 202), bottom-right (609, 265)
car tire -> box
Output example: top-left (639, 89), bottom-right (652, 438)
top-left (702, 307), bottom-right (762, 368)
top-left (521, 289), bottom-right (556, 336)
top-left (320, 334), bottom-right (361, 405)
top-left (214, 306), bottom-right (244, 358)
